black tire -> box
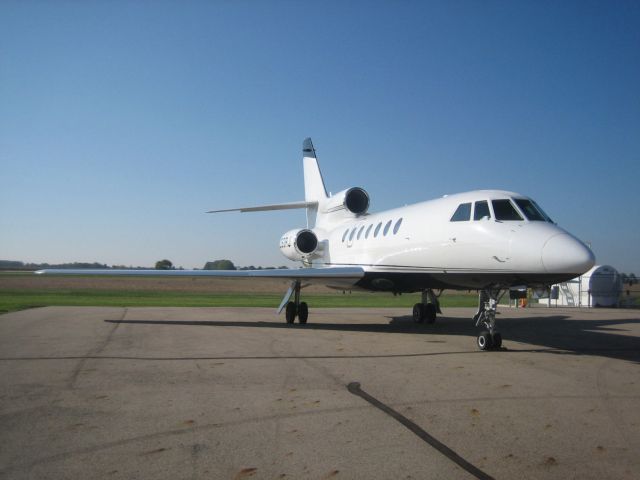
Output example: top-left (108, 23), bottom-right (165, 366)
top-left (285, 302), bottom-right (296, 324)
top-left (492, 332), bottom-right (502, 349)
top-left (298, 302), bottom-right (308, 324)
top-left (477, 331), bottom-right (493, 350)
top-left (425, 303), bottom-right (437, 324)
top-left (413, 303), bottom-right (425, 323)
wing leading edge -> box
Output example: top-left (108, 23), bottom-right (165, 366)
top-left (206, 201), bottom-right (317, 214)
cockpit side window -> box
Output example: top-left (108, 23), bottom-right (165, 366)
top-left (473, 200), bottom-right (491, 220)
top-left (492, 199), bottom-right (523, 221)
top-left (514, 198), bottom-right (546, 221)
top-left (450, 202), bottom-right (471, 222)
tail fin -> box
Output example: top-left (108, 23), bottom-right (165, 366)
top-left (302, 138), bottom-right (327, 228)
top-left (303, 138), bottom-right (328, 202)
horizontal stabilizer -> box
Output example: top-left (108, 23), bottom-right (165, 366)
top-left (207, 201), bottom-right (317, 214)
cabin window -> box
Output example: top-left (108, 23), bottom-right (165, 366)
top-left (450, 203), bottom-right (471, 222)
top-left (342, 229), bottom-right (349, 242)
top-left (492, 199), bottom-right (524, 221)
top-left (365, 224), bottom-right (373, 239)
top-left (473, 201), bottom-right (491, 220)
top-left (393, 218), bottom-right (403, 234)
top-left (374, 222), bottom-right (382, 237)
top-left (357, 225), bottom-right (365, 240)
top-left (349, 227), bottom-right (357, 241)
top-left (383, 220), bottom-right (392, 236)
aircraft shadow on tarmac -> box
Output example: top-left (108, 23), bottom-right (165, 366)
top-left (105, 312), bottom-right (640, 364)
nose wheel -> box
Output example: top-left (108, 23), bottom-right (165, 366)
top-left (477, 330), bottom-right (502, 350)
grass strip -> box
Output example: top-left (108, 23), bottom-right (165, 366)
top-left (0, 289), bottom-right (479, 314)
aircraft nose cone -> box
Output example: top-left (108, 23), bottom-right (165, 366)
top-left (541, 234), bottom-right (595, 273)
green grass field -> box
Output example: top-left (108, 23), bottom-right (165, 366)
top-left (2, 271), bottom-right (637, 314)
top-left (0, 289), bottom-right (479, 314)
top-left (0, 271), bottom-right (483, 313)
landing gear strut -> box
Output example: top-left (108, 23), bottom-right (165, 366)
top-left (473, 288), bottom-right (505, 350)
top-left (413, 289), bottom-right (441, 324)
top-left (283, 280), bottom-right (308, 324)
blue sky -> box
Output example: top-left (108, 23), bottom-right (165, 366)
top-left (1, 1), bottom-right (639, 273)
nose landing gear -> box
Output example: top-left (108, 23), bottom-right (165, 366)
top-left (474, 288), bottom-right (505, 350)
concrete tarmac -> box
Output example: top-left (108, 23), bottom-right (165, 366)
top-left (1, 306), bottom-right (639, 479)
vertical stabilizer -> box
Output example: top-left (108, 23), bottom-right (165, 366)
top-left (302, 138), bottom-right (327, 228)
top-left (303, 138), bottom-right (328, 202)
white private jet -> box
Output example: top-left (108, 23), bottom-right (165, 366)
top-left (38, 138), bottom-right (595, 350)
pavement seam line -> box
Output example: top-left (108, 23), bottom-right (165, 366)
top-left (347, 381), bottom-right (495, 480)
top-left (67, 307), bottom-right (127, 388)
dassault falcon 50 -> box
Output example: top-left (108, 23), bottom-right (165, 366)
top-left (38, 138), bottom-right (595, 350)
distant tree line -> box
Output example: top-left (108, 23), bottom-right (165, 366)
top-left (155, 259), bottom-right (174, 270)
top-left (203, 259), bottom-right (236, 270)
top-left (621, 273), bottom-right (637, 286)
top-left (201, 259), bottom-right (289, 270)
top-left (1, 260), bottom-right (157, 271)
top-left (0, 260), bottom-right (112, 271)
top-left (1, 259), bottom-right (291, 272)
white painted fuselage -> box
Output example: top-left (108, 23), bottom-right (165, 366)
top-left (286, 189), bottom-right (594, 292)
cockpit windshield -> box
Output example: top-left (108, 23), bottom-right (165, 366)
top-left (451, 197), bottom-right (554, 223)
top-left (491, 199), bottom-right (523, 221)
top-left (514, 198), bottom-right (553, 223)
top-left (532, 200), bottom-right (553, 223)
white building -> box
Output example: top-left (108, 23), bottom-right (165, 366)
top-left (538, 265), bottom-right (623, 307)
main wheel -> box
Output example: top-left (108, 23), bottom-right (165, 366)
top-left (285, 301), bottom-right (296, 324)
top-left (413, 303), bottom-right (425, 323)
top-left (492, 332), bottom-right (502, 349)
top-left (298, 302), bottom-right (308, 324)
top-left (425, 303), bottom-right (437, 324)
top-left (477, 331), bottom-right (493, 350)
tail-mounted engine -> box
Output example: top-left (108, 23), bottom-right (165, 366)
top-left (323, 187), bottom-right (369, 216)
top-left (279, 229), bottom-right (323, 262)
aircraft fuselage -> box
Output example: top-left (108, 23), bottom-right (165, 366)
top-left (290, 189), bottom-right (594, 292)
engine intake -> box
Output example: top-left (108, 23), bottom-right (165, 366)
top-left (323, 187), bottom-right (370, 216)
top-left (344, 187), bottom-right (370, 214)
top-left (279, 228), bottom-right (322, 261)
top-left (295, 229), bottom-right (318, 254)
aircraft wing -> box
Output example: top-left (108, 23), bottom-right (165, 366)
top-left (35, 267), bottom-right (365, 314)
top-left (207, 201), bottom-right (317, 213)
top-left (35, 266), bottom-right (364, 281)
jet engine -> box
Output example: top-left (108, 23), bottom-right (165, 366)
top-left (323, 187), bottom-right (370, 216)
top-left (279, 228), bottom-right (323, 262)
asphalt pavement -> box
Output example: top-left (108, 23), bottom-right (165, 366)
top-left (1, 306), bottom-right (639, 479)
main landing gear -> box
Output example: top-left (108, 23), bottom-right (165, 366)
top-left (413, 289), bottom-right (442, 324)
top-left (473, 288), bottom-right (506, 350)
top-left (282, 280), bottom-right (308, 324)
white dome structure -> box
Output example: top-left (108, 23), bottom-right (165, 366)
top-left (538, 265), bottom-right (623, 307)
top-left (584, 265), bottom-right (623, 307)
